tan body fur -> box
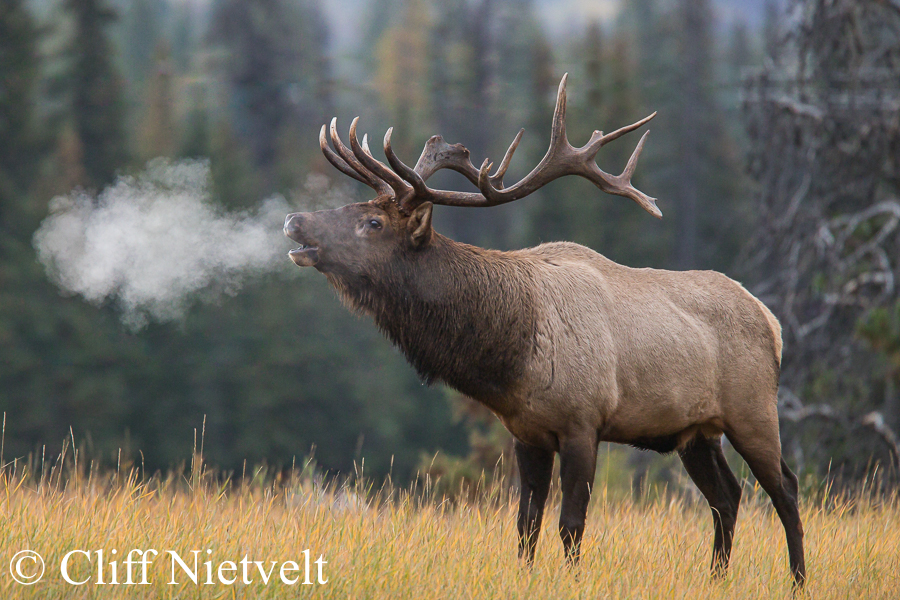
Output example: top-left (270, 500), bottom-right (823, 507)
top-left (498, 242), bottom-right (781, 461)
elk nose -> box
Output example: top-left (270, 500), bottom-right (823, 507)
top-left (284, 213), bottom-right (304, 238)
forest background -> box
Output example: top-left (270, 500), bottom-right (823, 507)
top-left (2, 0), bottom-right (899, 494)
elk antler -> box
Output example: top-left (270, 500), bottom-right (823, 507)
top-left (319, 74), bottom-right (660, 217)
top-left (477, 74), bottom-right (659, 217)
top-left (319, 119), bottom-right (392, 196)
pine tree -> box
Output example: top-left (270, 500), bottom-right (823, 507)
top-left (180, 84), bottom-right (210, 160)
top-left (171, 2), bottom-right (194, 72)
top-left (429, 0), bottom-right (466, 138)
top-left (123, 0), bottom-right (163, 86)
top-left (210, 0), bottom-right (331, 191)
top-left (618, 0), bottom-right (745, 271)
top-left (574, 26), bottom-right (663, 266)
top-left (0, 0), bottom-right (40, 234)
top-left (583, 21), bottom-right (605, 121)
top-left (517, 21), bottom-right (564, 245)
top-left (55, 124), bottom-right (88, 191)
top-left (673, 0), bottom-right (711, 269)
top-left (675, 0), bottom-right (746, 270)
top-left (427, 0), bottom-right (547, 248)
top-left (305, 0), bottom-right (333, 124)
top-left (374, 0), bottom-right (431, 158)
top-left (63, 0), bottom-right (128, 188)
top-left (138, 44), bottom-right (177, 160)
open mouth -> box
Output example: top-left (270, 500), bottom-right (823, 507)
top-left (288, 244), bottom-right (319, 267)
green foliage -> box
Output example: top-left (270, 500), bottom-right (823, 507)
top-left (121, 0), bottom-right (163, 87)
top-left (208, 0), bottom-right (330, 191)
top-left (179, 84), bottom-right (210, 160)
top-left (418, 392), bottom-right (514, 497)
top-left (8, 0), bottom-right (863, 487)
top-left (0, 232), bottom-right (468, 479)
top-left (0, 0), bottom-right (40, 232)
top-left (858, 302), bottom-right (900, 372)
top-left (137, 45), bottom-right (176, 160)
top-left (0, 235), bottom-right (142, 461)
top-left (208, 120), bottom-right (262, 210)
top-left (61, 0), bottom-right (128, 187)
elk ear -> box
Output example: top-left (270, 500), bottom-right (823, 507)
top-left (407, 202), bottom-right (433, 247)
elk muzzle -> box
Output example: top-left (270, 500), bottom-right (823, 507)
top-left (284, 213), bottom-right (320, 267)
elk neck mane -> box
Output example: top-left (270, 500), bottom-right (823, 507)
top-left (325, 232), bottom-right (538, 404)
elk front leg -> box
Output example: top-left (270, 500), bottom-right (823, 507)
top-left (515, 440), bottom-right (555, 564)
top-left (558, 433), bottom-right (598, 564)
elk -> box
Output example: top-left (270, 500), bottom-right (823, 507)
top-left (283, 74), bottom-right (805, 586)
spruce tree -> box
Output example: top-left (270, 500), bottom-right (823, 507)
top-left (210, 0), bottom-right (331, 191)
top-left (63, 0), bottom-right (128, 188)
top-left (138, 45), bottom-right (176, 160)
top-left (675, 0), bottom-right (746, 270)
top-left (180, 85), bottom-right (210, 160)
top-left (0, 0), bottom-right (40, 233)
top-left (673, 0), bottom-right (710, 268)
top-left (171, 2), bottom-right (194, 73)
top-left (123, 0), bottom-right (162, 86)
top-left (619, 0), bottom-right (745, 271)
top-left (374, 0), bottom-right (431, 156)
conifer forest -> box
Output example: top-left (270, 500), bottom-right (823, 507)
top-left (2, 0), bottom-right (899, 493)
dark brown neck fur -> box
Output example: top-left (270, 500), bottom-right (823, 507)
top-left (325, 233), bottom-right (537, 406)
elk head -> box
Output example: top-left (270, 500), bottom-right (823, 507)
top-left (283, 73), bottom-right (660, 276)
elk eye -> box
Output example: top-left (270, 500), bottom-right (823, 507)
top-left (367, 219), bottom-right (382, 229)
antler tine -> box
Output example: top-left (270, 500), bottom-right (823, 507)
top-left (348, 117), bottom-right (411, 198)
top-left (584, 129), bottom-right (661, 218)
top-left (384, 128), bottom-right (429, 196)
top-left (328, 117), bottom-right (392, 195)
top-left (549, 73), bottom-right (570, 151)
top-left (319, 124), bottom-right (372, 186)
top-left (383, 129), bottom-right (497, 210)
top-left (474, 73), bottom-right (574, 203)
top-left (602, 112), bottom-right (656, 147)
top-left (407, 126), bottom-right (522, 193)
top-left (623, 130), bottom-right (650, 179)
top-left (490, 129), bottom-right (524, 187)
top-left (583, 112), bottom-right (657, 158)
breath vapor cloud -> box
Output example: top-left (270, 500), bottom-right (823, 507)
top-left (34, 159), bottom-right (294, 328)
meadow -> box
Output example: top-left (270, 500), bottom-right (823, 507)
top-left (0, 438), bottom-right (897, 600)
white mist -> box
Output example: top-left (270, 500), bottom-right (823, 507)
top-left (34, 159), bottom-right (295, 328)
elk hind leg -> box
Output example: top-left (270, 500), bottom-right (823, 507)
top-left (678, 435), bottom-right (742, 578)
top-left (727, 421), bottom-right (805, 587)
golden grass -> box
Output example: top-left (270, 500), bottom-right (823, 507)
top-left (0, 456), bottom-right (897, 600)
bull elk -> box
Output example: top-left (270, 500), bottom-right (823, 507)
top-left (283, 74), bottom-right (805, 586)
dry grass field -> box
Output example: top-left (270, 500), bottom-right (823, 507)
top-left (0, 444), bottom-right (898, 600)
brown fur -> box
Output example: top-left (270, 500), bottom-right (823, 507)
top-left (326, 233), bottom-right (539, 403)
top-left (321, 231), bottom-right (782, 452)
